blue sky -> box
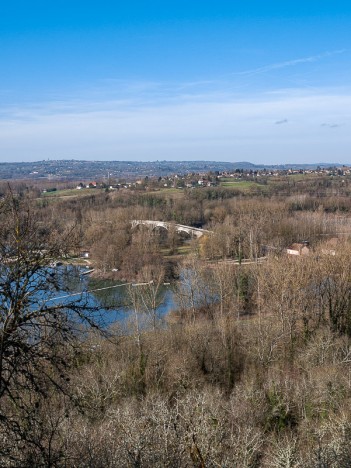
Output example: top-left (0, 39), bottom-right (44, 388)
top-left (1, 1), bottom-right (351, 163)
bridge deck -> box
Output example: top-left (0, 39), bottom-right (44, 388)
top-left (131, 220), bottom-right (212, 237)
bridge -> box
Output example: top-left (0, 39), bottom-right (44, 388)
top-left (131, 220), bottom-right (211, 238)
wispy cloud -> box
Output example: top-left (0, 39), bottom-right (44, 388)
top-left (0, 87), bottom-right (350, 163)
top-left (235, 50), bottom-right (347, 77)
top-left (321, 122), bottom-right (342, 128)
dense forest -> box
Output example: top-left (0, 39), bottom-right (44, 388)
top-left (2, 173), bottom-right (351, 466)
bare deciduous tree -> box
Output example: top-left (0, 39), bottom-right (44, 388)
top-left (0, 194), bottom-right (99, 461)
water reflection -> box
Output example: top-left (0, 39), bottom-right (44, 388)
top-left (55, 266), bottom-right (176, 327)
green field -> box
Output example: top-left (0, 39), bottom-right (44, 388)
top-left (144, 188), bottom-right (185, 199)
top-left (42, 188), bottom-right (101, 198)
top-left (274, 173), bottom-right (320, 182)
top-left (160, 243), bottom-right (193, 257)
top-left (219, 179), bottom-right (268, 191)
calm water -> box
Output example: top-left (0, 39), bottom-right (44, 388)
top-left (48, 266), bottom-right (176, 327)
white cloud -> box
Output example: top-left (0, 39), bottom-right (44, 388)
top-left (0, 87), bottom-right (350, 163)
top-left (234, 50), bottom-right (347, 77)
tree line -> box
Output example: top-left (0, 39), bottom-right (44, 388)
top-left (1, 177), bottom-right (351, 465)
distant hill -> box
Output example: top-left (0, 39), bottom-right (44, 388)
top-left (0, 160), bottom-right (346, 180)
